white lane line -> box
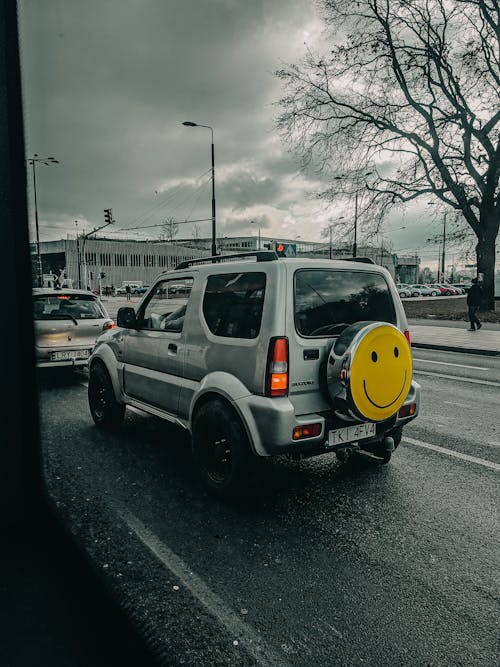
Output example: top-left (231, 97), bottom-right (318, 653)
top-left (403, 436), bottom-right (500, 472)
top-left (413, 358), bottom-right (488, 371)
top-left (120, 510), bottom-right (289, 667)
top-left (413, 369), bottom-right (500, 387)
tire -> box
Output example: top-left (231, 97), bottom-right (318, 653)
top-left (88, 362), bottom-right (125, 429)
top-left (431, 291), bottom-right (438, 296)
top-left (192, 400), bottom-right (255, 500)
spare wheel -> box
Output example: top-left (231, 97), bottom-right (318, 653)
top-left (326, 321), bottom-right (412, 422)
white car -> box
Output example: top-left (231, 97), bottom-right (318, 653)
top-left (409, 284), bottom-right (437, 296)
top-left (396, 284), bottom-right (411, 298)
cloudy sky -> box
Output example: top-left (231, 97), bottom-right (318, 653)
top-left (18, 0), bottom-right (459, 269)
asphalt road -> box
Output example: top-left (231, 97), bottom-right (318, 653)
top-left (37, 348), bottom-right (500, 666)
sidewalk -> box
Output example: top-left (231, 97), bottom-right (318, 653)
top-left (408, 319), bottom-right (500, 356)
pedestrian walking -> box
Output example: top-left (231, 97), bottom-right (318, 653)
top-left (125, 284), bottom-right (131, 301)
top-left (467, 278), bottom-right (483, 331)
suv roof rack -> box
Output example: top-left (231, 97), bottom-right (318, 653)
top-left (342, 256), bottom-right (376, 264)
top-left (175, 250), bottom-right (279, 270)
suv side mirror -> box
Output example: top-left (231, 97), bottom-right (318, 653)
top-left (117, 306), bottom-right (137, 329)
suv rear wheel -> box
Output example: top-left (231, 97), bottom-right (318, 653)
top-left (88, 362), bottom-right (125, 429)
top-left (192, 400), bottom-right (254, 499)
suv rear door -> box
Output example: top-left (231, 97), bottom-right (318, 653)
top-left (288, 267), bottom-right (399, 416)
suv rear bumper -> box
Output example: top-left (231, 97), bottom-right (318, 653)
top-left (237, 380), bottom-right (420, 457)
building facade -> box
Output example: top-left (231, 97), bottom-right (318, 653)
top-left (35, 237), bottom-right (207, 290)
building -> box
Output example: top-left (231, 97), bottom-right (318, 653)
top-left (33, 237), bottom-right (207, 290)
top-left (395, 255), bottom-right (421, 284)
top-left (33, 233), bottom-right (418, 288)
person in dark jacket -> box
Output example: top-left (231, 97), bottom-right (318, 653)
top-left (467, 278), bottom-right (483, 331)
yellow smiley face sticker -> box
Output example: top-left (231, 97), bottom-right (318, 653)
top-left (349, 324), bottom-right (412, 421)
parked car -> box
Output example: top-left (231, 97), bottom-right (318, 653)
top-left (33, 288), bottom-right (114, 368)
top-left (132, 285), bottom-right (149, 294)
top-left (451, 284), bottom-right (467, 295)
top-left (88, 253), bottom-right (420, 499)
top-left (423, 285), bottom-right (441, 296)
top-left (405, 284), bottom-right (425, 297)
top-left (408, 284), bottom-right (437, 296)
top-left (428, 283), bottom-right (457, 296)
top-left (396, 283), bottom-right (412, 298)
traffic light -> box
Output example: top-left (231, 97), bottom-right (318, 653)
top-left (99, 272), bottom-right (106, 279)
top-left (274, 242), bottom-right (297, 258)
top-left (104, 208), bottom-right (113, 224)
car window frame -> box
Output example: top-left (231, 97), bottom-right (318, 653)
top-left (135, 275), bottom-right (194, 333)
top-left (201, 270), bottom-right (267, 340)
top-left (293, 267), bottom-right (398, 339)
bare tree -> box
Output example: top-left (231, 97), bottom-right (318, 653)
top-left (161, 216), bottom-right (179, 243)
top-left (276, 0), bottom-right (500, 308)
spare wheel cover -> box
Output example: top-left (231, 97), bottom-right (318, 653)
top-left (326, 321), bottom-right (412, 422)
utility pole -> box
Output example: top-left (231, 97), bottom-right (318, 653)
top-left (441, 212), bottom-right (447, 282)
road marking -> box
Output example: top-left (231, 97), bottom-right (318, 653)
top-left (403, 436), bottom-right (500, 472)
top-left (413, 358), bottom-right (488, 371)
top-left (120, 510), bottom-right (289, 667)
top-left (413, 369), bottom-right (500, 387)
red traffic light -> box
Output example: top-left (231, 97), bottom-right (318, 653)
top-left (276, 243), bottom-right (285, 253)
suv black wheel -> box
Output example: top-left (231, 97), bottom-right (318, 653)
top-left (192, 400), bottom-right (255, 499)
top-left (88, 362), bottom-right (125, 429)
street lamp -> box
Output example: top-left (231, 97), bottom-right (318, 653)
top-left (26, 154), bottom-right (59, 286)
top-left (335, 171), bottom-right (373, 257)
top-left (250, 220), bottom-right (261, 250)
top-left (182, 121), bottom-right (217, 257)
top-left (428, 202), bottom-right (447, 282)
top-left (327, 217), bottom-right (344, 259)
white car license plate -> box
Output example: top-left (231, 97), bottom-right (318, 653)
top-left (328, 422), bottom-right (376, 447)
top-left (51, 349), bottom-right (90, 361)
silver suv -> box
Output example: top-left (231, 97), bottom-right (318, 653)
top-left (88, 252), bottom-right (420, 497)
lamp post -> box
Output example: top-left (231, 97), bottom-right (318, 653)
top-left (327, 216), bottom-right (344, 259)
top-left (335, 171), bottom-right (373, 257)
top-left (75, 220), bottom-right (82, 289)
top-left (250, 220), bottom-right (261, 250)
top-left (182, 121), bottom-right (217, 257)
top-left (26, 154), bottom-right (59, 286)
top-left (427, 202), bottom-right (447, 282)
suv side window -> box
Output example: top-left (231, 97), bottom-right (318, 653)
top-left (139, 277), bottom-right (193, 332)
top-left (202, 272), bottom-right (266, 339)
top-left (295, 269), bottom-right (397, 337)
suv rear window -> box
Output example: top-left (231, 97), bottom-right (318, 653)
top-left (294, 269), bottom-right (396, 337)
top-left (203, 272), bottom-right (266, 339)
top-left (33, 294), bottom-right (105, 320)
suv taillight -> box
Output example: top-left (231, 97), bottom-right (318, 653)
top-left (404, 328), bottom-right (411, 346)
top-left (103, 320), bottom-right (116, 331)
top-left (266, 337), bottom-right (289, 397)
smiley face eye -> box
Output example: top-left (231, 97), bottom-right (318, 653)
top-left (394, 346), bottom-right (399, 358)
top-left (371, 351), bottom-right (378, 362)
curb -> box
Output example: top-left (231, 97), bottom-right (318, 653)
top-left (412, 342), bottom-right (500, 357)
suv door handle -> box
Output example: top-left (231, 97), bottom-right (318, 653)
top-left (168, 343), bottom-right (177, 354)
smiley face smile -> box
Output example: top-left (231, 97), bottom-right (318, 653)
top-left (363, 370), bottom-right (407, 409)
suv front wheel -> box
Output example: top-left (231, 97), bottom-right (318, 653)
top-left (88, 362), bottom-right (125, 430)
top-left (192, 400), bottom-right (254, 499)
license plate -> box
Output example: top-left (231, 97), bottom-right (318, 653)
top-left (51, 349), bottom-right (90, 361)
top-left (328, 422), bottom-right (376, 447)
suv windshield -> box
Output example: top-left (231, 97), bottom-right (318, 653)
top-left (33, 295), bottom-right (105, 320)
top-left (294, 269), bottom-right (397, 337)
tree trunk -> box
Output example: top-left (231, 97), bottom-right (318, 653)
top-left (475, 235), bottom-right (496, 311)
